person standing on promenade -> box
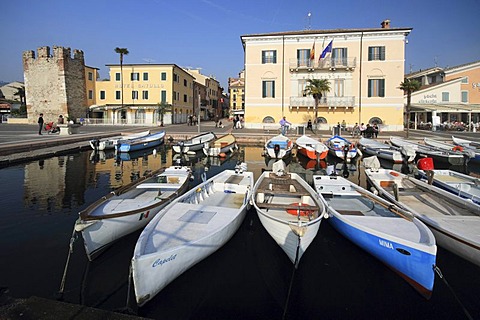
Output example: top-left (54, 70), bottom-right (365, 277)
top-left (279, 116), bottom-right (291, 135)
top-left (38, 113), bottom-right (44, 135)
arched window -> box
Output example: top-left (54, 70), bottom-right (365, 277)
top-left (135, 109), bottom-right (146, 124)
top-left (262, 116), bottom-right (275, 123)
top-left (316, 117), bottom-right (327, 124)
top-left (369, 117), bottom-right (383, 125)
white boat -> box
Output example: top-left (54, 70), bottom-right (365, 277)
top-left (326, 135), bottom-right (359, 163)
top-left (264, 134), bottom-right (294, 159)
top-left (423, 138), bottom-right (475, 159)
top-left (295, 135), bottom-right (329, 160)
top-left (359, 137), bottom-right (415, 163)
top-left (117, 131), bottom-right (166, 153)
top-left (203, 133), bottom-right (237, 157)
top-left (75, 166), bottom-right (192, 261)
top-left (416, 168), bottom-right (480, 205)
top-left (132, 165), bottom-right (253, 306)
top-left (89, 130), bottom-right (150, 151)
top-left (172, 132), bottom-right (216, 154)
top-left (313, 175), bottom-right (436, 298)
top-left (364, 157), bottom-right (480, 268)
top-left (390, 136), bottom-right (466, 166)
top-left (452, 135), bottom-right (480, 162)
top-left (252, 160), bottom-right (326, 267)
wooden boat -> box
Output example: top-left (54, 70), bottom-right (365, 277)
top-left (363, 157), bottom-right (480, 268)
top-left (117, 131), bottom-right (166, 153)
top-left (264, 134), bottom-right (294, 159)
top-left (423, 138), bottom-right (476, 159)
top-left (313, 175), bottom-right (436, 298)
top-left (203, 133), bottom-right (237, 157)
top-left (131, 165), bottom-right (253, 306)
top-left (389, 136), bottom-right (466, 166)
top-left (172, 132), bottom-right (216, 154)
top-left (452, 135), bottom-right (480, 161)
top-left (295, 135), bottom-right (329, 160)
top-left (252, 160), bottom-right (326, 267)
top-left (326, 135), bottom-right (359, 163)
top-left (89, 130), bottom-right (150, 151)
top-left (359, 137), bottom-right (415, 163)
top-left (416, 169), bottom-right (480, 205)
top-left (75, 166), bottom-right (192, 261)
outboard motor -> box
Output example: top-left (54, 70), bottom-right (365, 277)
top-left (274, 144), bottom-right (281, 159)
top-left (91, 139), bottom-right (100, 151)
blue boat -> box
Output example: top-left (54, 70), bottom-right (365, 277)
top-left (313, 175), bottom-right (437, 299)
top-left (117, 131), bottom-right (165, 153)
top-left (326, 135), bottom-right (359, 163)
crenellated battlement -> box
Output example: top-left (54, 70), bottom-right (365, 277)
top-left (22, 46), bottom-right (85, 63)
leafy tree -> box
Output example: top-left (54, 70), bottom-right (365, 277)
top-left (399, 78), bottom-right (421, 138)
top-left (303, 79), bottom-right (331, 131)
top-left (11, 85), bottom-right (26, 105)
top-left (114, 47), bottom-right (129, 110)
top-left (156, 102), bottom-right (171, 126)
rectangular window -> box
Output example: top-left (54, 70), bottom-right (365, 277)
top-left (262, 80), bottom-right (275, 98)
top-left (100, 91), bottom-right (106, 100)
top-left (461, 77), bottom-right (468, 84)
top-left (173, 91), bottom-right (177, 101)
top-left (132, 91), bottom-right (138, 100)
top-left (115, 73), bottom-right (121, 81)
top-left (297, 49), bottom-right (311, 67)
top-left (161, 90), bottom-right (167, 103)
top-left (262, 50), bottom-right (277, 64)
top-left (461, 91), bottom-right (468, 103)
top-left (332, 48), bottom-right (348, 67)
top-left (131, 73), bottom-right (139, 81)
top-left (142, 90), bottom-right (148, 100)
top-left (88, 72), bottom-right (93, 81)
top-left (143, 72), bottom-right (148, 81)
top-left (368, 46), bottom-right (386, 61)
top-left (184, 94), bottom-right (187, 102)
top-left (161, 72), bottom-right (167, 80)
top-left (334, 79), bottom-right (344, 97)
top-left (173, 73), bottom-right (178, 82)
top-left (115, 91), bottom-right (121, 99)
top-left (88, 90), bottom-right (93, 99)
top-left (368, 79), bottom-right (385, 97)
top-left (184, 79), bottom-right (187, 87)
top-left (442, 92), bottom-right (449, 102)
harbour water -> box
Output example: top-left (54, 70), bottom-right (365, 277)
top-left (0, 144), bottom-right (479, 319)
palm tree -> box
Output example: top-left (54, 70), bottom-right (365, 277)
top-left (156, 102), bottom-right (172, 126)
top-left (303, 79), bottom-right (331, 131)
top-left (114, 47), bottom-right (129, 114)
top-left (399, 78), bottom-right (421, 138)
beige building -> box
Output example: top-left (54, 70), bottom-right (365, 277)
top-left (240, 20), bottom-right (411, 131)
top-left (228, 70), bottom-right (245, 116)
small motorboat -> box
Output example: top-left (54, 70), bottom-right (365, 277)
top-left (131, 164), bottom-right (253, 306)
top-left (172, 132), bottom-right (216, 154)
top-left (75, 166), bottom-right (192, 260)
top-left (364, 156), bottom-right (480, 268)
top-left (423, 138), bottom-right (476, 160)
top-left (264, 134), bottom-right (294, 159)
top-left (452, 135), bottom-right (480, 162)
top-left (203, 133), bottom-right (237, 157)
top-left (313, 174), bottom-right (436, 298)
top-left (295, 135), bottom-right (329, 160)
top-left (326, 135), bottom-right (359, 163)
top-left (116, 131), bottom-right (166, 153)
top-left (89, 130), bottom-right (150, 151)
top-left (252, 160), bottom-right (326, 267)
top-left (359, 137), bottom-right (415, 163)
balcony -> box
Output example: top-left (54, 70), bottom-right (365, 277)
top-left (289, 96), bottom-right (355, 110)
top-left (289, 57), bottom-right (357, 72)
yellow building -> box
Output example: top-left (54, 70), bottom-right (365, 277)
top-left (240, 20), bottom-right (411, 131)
top-left (228, 70), bottom-right (245, 117)
top-left (90, 64), bottom-right (195, 125)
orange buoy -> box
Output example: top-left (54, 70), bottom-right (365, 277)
top-left (286, 203), bottom-right (315, 216)
top-left (452, 145), bottom-right (464, 152)
top-left (219, 152), bottom-right (227, 158)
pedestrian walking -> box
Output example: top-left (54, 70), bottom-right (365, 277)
top-left (38, 113), bottom-right (44, 135)
top-left (279, 116), bottom-right (291, 136)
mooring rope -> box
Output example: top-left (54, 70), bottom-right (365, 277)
top-left (282, 236), bottom-right (301, 320)
top-left (434, 265), bottom-right (473, 320)
top-left (56, 225), bottom-right (78, 300)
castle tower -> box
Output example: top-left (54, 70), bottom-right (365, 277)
top-left (23, 46), bottom-right (87, 124)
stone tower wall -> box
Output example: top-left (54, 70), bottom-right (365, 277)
top-left (23, 46), bottom-right (87, 124)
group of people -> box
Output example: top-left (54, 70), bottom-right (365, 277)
top-left (37, 114), bottom-right (64, 135)
top-left (187, 115), bottom-right (198, 126)
top-left (352, 122), bottom-right (379, 138)
top-left (233, 114), bottom-right (244, 129)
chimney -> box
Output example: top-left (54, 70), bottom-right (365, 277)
top-left (381, 19), bottom-right (391, 29)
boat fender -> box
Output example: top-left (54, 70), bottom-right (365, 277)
top-left (349, 143), bottom-right (355, 150)
top-left (389, 171), bottom-right (400, 177)
top-left (286, 203), bottom-right (315, 216)
top-left (452, 145), bottom-right (464, 152)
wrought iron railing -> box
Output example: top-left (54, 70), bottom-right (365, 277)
top-left (289, 57), bottom-right (357, 70)
top-left (289, 96), bottom-right (355, 109)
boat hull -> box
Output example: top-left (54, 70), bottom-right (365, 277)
top-left (117, 132), bottom-right (165, 153)
top-left (297, 146), bottom-right (328, 160)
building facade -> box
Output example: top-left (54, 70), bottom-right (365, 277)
top-left (241, 20), bottom-right (411, 130)
top-left (406, 60), bottom-right (480, 129)
top-left (228, 70), bottom-right (245, 117)
top-left (23, 46), bottom-right (87, 124)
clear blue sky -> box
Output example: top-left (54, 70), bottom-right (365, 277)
top-left (1, 0), bottom-right (479, 89)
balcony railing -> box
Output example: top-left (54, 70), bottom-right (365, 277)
top-left (289, 57), bottom-right (357, 71)
top-left (289, 96), bottom-right (356, 109)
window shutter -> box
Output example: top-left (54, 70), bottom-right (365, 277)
top-left (272, 81), bottom-right (275, 98)
top-left (273, 50), bottom-right (277, 63)
top-left (380, 79), bottom-right (385, 97)
top-left (380, 47), bottom-right (386, 60)
top-left (262, 81), bottom-right (266, 98)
